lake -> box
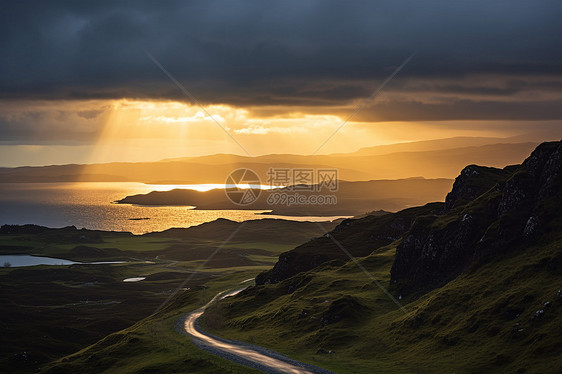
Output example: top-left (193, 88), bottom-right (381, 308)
top-left (0, 254), bottom-right (76, 267)
top-left (0, 254), bottom-right (128, 267)
top-left (0, 182), bottom-right (344, 234)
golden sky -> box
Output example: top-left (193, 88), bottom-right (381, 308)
top-left (1, 98), bottom-right (560, 166)
top-left (1, 2), bottom-right (562, 166)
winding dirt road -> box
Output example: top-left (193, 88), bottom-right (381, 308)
top-left (182, 288), bottom-right (335, 374)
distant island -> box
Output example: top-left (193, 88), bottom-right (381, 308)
top-left (115, 178), bottom-right (454, 216)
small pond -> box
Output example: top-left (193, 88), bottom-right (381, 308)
top-left (123, 277), bottom-right (146, 282)
top-left (0, 255), bottom-right (125, 268)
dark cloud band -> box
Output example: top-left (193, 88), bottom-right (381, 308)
top-left (0, 0), bottom-right (561, 121)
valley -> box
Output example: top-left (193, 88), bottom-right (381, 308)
top-left (0, 219), bottom-right (340, 373)
top-left (14, 141), bottom-right (559, 374)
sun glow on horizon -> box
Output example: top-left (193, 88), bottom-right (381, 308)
top-left (147, 183), bottom-right (276, 192)
top-left (1, 98), bottom-right (550, 168)
top-left (80, 99), bottom-right (368, 166)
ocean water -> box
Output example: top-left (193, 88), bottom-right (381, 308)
top-left (0, 182), bottom-right (342, 234)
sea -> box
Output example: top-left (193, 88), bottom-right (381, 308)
top-left (0, 182), bottom-right (343, 234)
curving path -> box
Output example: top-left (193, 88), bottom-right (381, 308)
top-left (181, 288), bottom-right (336, 374)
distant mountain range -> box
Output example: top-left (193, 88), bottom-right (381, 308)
top-left (0, 136), bottom-right (547, 183)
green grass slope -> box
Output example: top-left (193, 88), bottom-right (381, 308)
top-left (0, 219), bottom-right (339, 373)
top-left (40, 272), bottom-right (264, 374)
top-left (203, 236), bottom-right (561, 373)
top-left (199, 141), bottom-right (562, 373)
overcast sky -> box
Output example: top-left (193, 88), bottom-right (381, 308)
top-left (1, 1), bottom-right (561, 164)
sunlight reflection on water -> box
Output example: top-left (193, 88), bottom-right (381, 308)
top-left (0, 182), bottom-right (343, 234)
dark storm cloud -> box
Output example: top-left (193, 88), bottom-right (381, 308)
top-left (355, 99), bottom-right (562, 122)
top-left (0, 102), bottom-right (110, 144)
top-left (1, 0), bottom-right (562, 120)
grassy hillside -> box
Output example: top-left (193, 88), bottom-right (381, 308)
top-left (204, 234), bottom-right (561, 373)
top-left (0, 219), bottom-right (339, 373)
top-left (39, 272), bottom-right (265, 374)
top-left (198, 141), bottom-right (562, 373)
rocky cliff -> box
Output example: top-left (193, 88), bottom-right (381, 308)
top-left (210, 141), bottom-right (562, 374)
top-left (391, 140), bottom-right (561, 293)
top-left (257, 141), bottom-right (561, 296)
top-left (255, 202), bottom-right (443, 285)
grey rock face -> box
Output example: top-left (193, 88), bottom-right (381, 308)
top-left (391, 141), bottom-right (561, 293)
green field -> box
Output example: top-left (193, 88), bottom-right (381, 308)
top-left (0, 219), bottom-right (339, 373)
